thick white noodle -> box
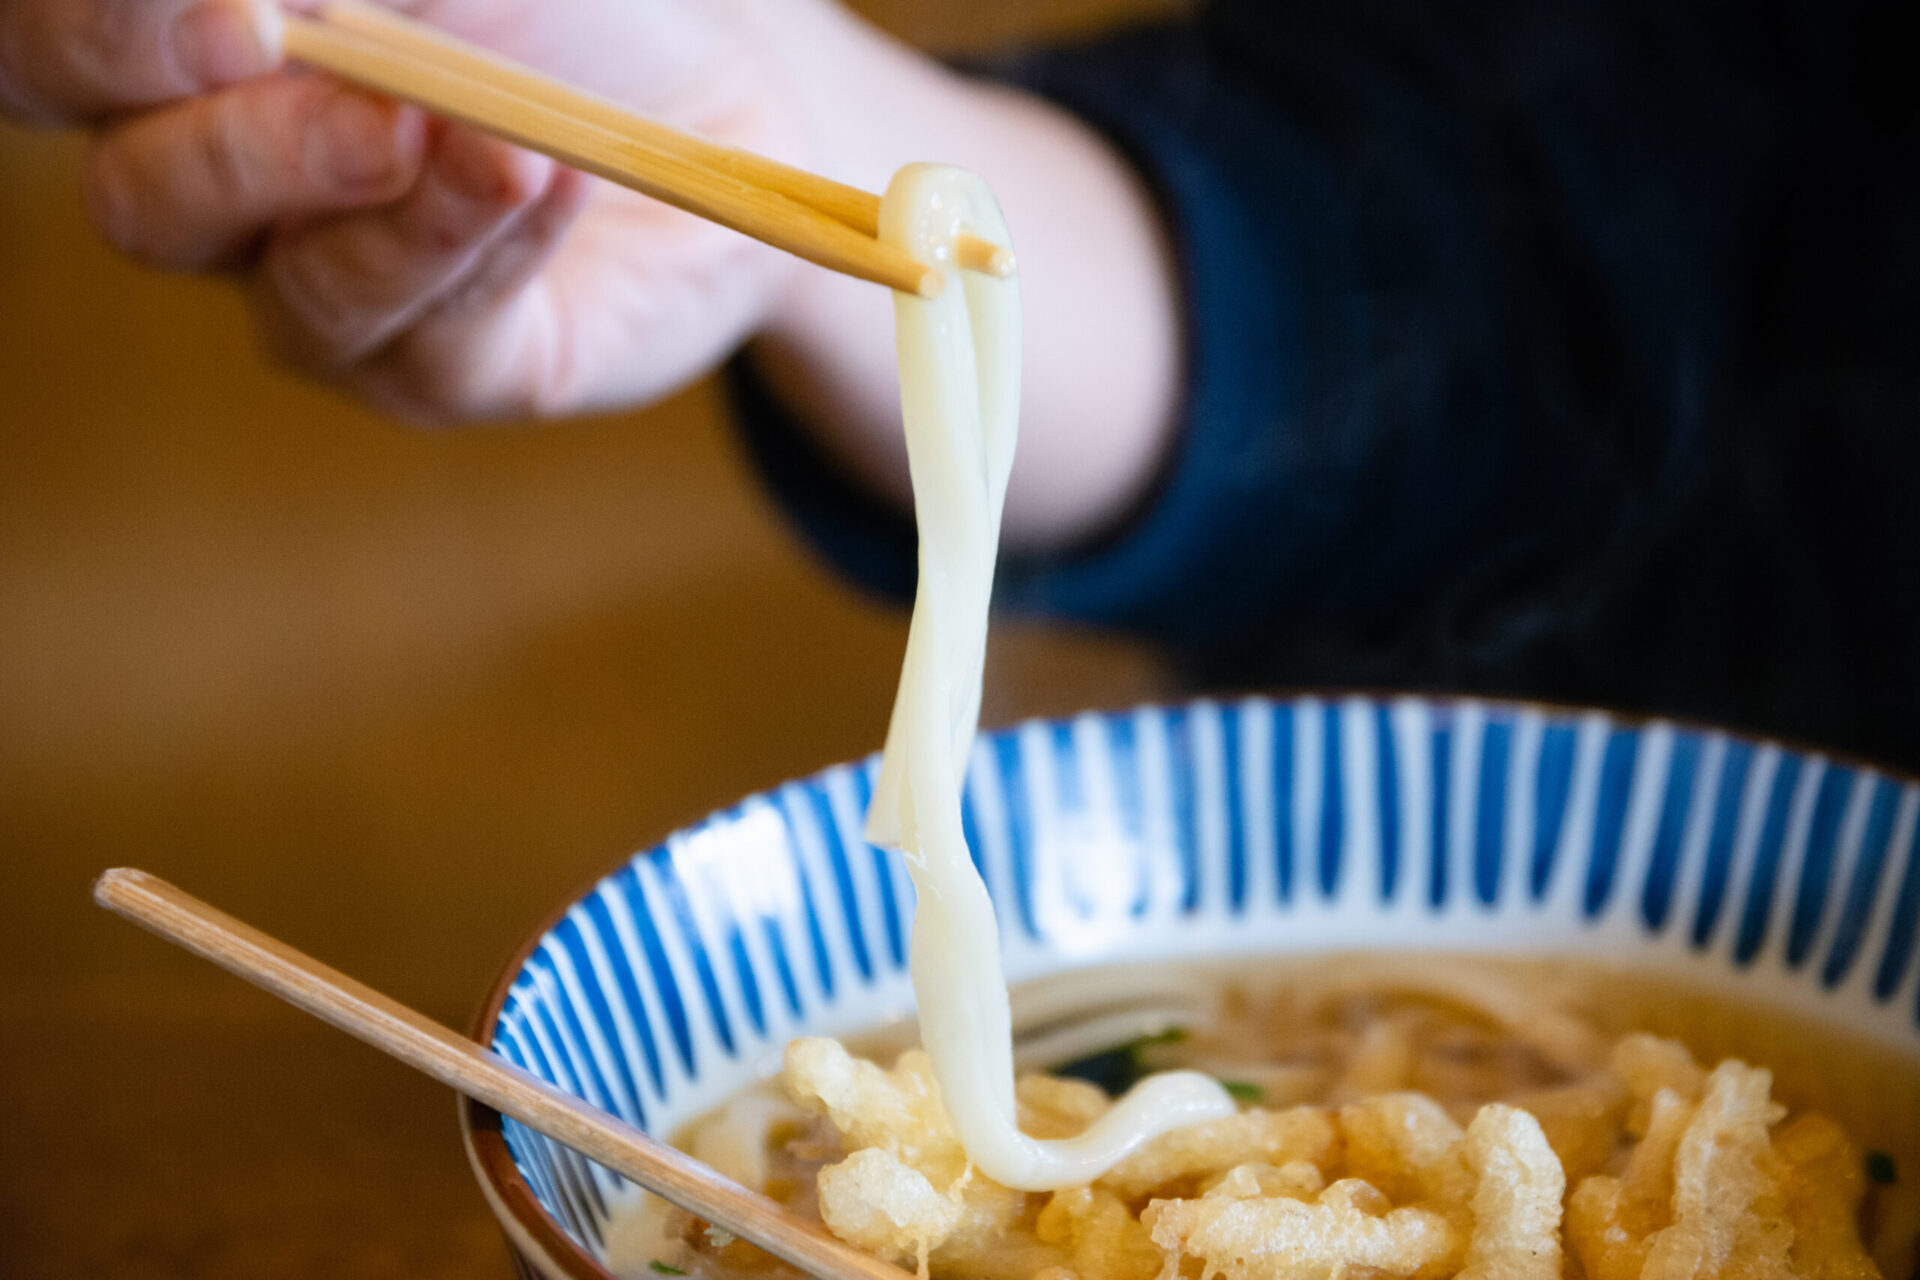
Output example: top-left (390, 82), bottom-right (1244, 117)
top-left (864, 164), bottom-right (1233, 1193)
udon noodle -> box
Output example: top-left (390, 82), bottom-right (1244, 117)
top-left (861, 162), bottom-right (1231, 1195)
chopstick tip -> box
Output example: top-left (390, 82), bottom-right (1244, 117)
top-left (914, 267), bottom-right (946, 300)
top-left (94, 866), bottom-right (146, 907)
top-left (955, 235), bottom-right (1015, 280)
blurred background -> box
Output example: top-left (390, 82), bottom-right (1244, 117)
top-left (0, 1), bottom-right (1182, 1275)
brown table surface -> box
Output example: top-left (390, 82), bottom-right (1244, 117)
top-left (0, 3), bottom-right (1184, 1274)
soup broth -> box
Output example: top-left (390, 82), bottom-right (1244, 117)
top-left (604, 955), bottom-right (1920, 1280)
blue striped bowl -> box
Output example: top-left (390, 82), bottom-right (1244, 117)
top-left (461, 695), bottom-right (1920, 1280)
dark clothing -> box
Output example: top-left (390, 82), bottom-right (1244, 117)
top-left (735, 0), bottom-right (1920, 770)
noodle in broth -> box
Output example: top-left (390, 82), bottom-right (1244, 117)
top-left (864, 162), bottom-right (1231, 1195)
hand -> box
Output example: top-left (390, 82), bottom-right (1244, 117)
top-left (3, 0), bottom-right (1183, 549)
top-left (2, 0), bottom-right (836, 422)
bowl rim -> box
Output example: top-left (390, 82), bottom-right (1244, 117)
top-left (458, 688), bottom-right (1920, 1280)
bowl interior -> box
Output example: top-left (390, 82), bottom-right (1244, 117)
top-left (462, 694), bottom-right (1920, 1278)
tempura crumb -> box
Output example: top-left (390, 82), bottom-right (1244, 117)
top-left (783, 1038), bottom-right (965, 1180)
top-left (1612, 1035), bottom-right (1705, 1136)
top-left (1456, 1104), bottom-right (1564, 1280)
top-left (1036, 1186), bottom-right (1162, 1280)
top-left (1143, 1176), bottom-right (1463, 1280)
top-left (816, 1147), bottom-right (962, 1276)
top-left (1099, 1106), bottom-right (1338, 1199)
top-left (1340, 1092), bottom-right (1470, 1205)
top-left (1639, 1061), bottom-right (1792, 1280)
top-left (737, 977), bottom-right (1898, 1280)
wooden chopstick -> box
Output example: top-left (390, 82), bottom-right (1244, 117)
top-left (280, 15), bottom-right (937, 296)
top-left (322, 0), bottom-right (1024, 276)
top-left (93, 868), bottom-right (911, 1280)
top-left (284, 4), bottom-right (1014, 293)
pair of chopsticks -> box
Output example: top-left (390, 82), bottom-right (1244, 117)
top-left (280, 1), bottom-right (1014, 299)
top-left (95, 868), bottom-right (910, 1280)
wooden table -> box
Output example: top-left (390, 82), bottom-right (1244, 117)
top-left (0, 3), bottom-right (1185, 1274)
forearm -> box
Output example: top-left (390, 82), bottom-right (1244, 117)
top-left (744, 4), bottom-right (1183, 554)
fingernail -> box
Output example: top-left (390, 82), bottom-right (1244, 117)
top-left (172, 0), bottom-right (281, 88)
top-left (308, 91), bottom-right (419, 189)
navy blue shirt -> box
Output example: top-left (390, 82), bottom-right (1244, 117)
top-left (735, 0), bottom-right (1920, 769)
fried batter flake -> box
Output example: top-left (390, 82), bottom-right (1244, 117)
top-left (1455, 1104), bottom-right (1564, 1280)
top-left (1613, 1036), bottom-right (1706, 1137)
top-left (1097, 1106), bottom-right (1337, 1200)
top-left (1567, 1086), bottom-right (1696, 1280)
top-left (1774, 1113), bottom-right (1878, 1280)
top-left (816, 1147), bottom-right (963, 1277)
top-left (783, 1038), bottom-right (964, 1177)
top-left (1036, 1186), bottom-right (1163, 1280)
top-left (1144, 1177), bottom-right (1462, 1280)
top-left (1340, 1092), bottom-right (1471, 1206)
top-left (1639, 1061), bottom-right (1792, 1280)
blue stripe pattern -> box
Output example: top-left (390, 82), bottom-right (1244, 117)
top-left (1641, 733), bottom-right (1701, 930)
top-left (1584, 729), bottom-right (1639, 917)
top-left (1531, 723), bottom-right (1576, 899)
top-left (1374, 703), bottom-right (1400, 901)
top-left (484, 697), bottom-right (1920, 1268)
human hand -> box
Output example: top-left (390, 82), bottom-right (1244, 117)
top-left (4, 0), bottom-right (1183, 549)
top-left (2, 0), bottom-right (840, 421)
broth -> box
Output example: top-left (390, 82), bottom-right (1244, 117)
top-left (603, 955), bottom-right (1920, 1280)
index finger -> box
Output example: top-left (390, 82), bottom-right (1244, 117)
top-left (0, 0), bottom-right (283, 126)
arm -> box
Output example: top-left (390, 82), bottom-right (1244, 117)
top-left (0, 0), bottom-right (1180, 554)
top-left (741, 6), bottom-right (1184, 553)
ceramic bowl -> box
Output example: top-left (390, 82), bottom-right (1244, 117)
top-left (461, 694), bottom-right (1920, 1280)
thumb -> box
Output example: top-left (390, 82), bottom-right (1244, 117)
top-left (0, 0), bottom-right (282, 126)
